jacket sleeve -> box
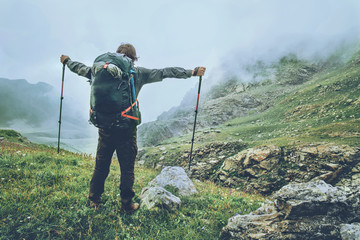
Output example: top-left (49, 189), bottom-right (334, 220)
top-left (136, 67), bottom-right (192, 85)
top-left (66, 60), bottom-right (92, 80)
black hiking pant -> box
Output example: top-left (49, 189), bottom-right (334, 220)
top-left (89, 127), bottom-right (137, 202)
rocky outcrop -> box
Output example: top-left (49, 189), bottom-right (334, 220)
top-left (220, 180), bottom-right (360, 240)
top-left (138, 140), bottom-right (247, 172)
top-left (199, 94), bottom-right (262, 127)
top-left (190, 143), bottom-right (360, 196)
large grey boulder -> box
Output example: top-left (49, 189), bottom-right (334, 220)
top-left (149, 166), bottom-right (197, 196)
top-left (140, 186), bottom-right (181, 211)
top-left (220, 180), bottom-right (360, 240)
top-left (274, 180), bottom-right (349, 220)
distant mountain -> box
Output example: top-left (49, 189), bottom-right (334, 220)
top-left (0, 78), bottom-right (57, 127)
top-left (0, 78), bottom-right (95, 152)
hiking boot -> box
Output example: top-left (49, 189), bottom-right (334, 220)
top-left (121, 199), bottom-right (139, 213)
top-left (89, 193), bottom-right (101, 210)
top-left (89, 200), bottom-right (100, 210)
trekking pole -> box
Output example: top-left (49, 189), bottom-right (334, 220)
top-left (188, 75), bottom-right (203, 171)
top-left (57, 63), bottom-right (66, 153)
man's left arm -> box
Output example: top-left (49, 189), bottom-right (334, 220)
top-left (60, 55), bottom-right (92, 80)
top-left (136, 66), bottom-right (206, 85)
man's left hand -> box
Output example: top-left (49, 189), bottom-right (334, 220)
top-left (192, 67), bottom-right (206, 76)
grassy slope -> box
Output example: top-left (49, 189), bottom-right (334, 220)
top-left (159, 52), bottom-right (360, 151)
top-left (0, 130), bottom-right (264, 240)
top-left (226, 58), bottom-right (360, 147)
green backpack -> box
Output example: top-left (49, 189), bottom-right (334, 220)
top-left (89, 52), bottom-right (141, 129)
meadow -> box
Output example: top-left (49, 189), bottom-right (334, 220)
top-left (0, 130), bottom-right (264, 240)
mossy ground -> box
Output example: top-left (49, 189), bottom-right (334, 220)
top-left (0, 131), bottom-right (264, 239)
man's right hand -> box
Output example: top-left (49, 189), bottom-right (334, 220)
top-left (60, 55), bottom-right (70, 64)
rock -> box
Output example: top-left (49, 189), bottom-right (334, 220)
top-left (242, 145), bottom-right (280, 167)
top-left (340, 223), bottom-right (360, 240)
top-left (220, 180), bottom-right (360, 240)
top-left (273, 180), bottom-right (348, 220)
top-left (219, 212), bottom-right (280, 240)
top-left (221, 157), bottom-right (241, 172)
top-left (351, 173), bottom-right (360, 185)
top-left (323, 163), bottom-right (340, 171)
top-left (140, 186), bottom-right (181, 211)
top-left (149, 166), bottom-right (197, 196)
top-left (235, 84), bottom-right (245, 93)
top-left (244, 168), bottom-right (257, 177)
top-left (137, 160), bottom-right (145, 166)
top-left (140, 166), bottom-right (198, 212)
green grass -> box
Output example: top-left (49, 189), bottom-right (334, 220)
top-left (0, 129), bottom-right (30, 144)
top-left (0, 131), bottom-right (264, 239)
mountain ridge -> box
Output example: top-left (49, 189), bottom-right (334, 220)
top-left (137, 45), bottom-right (358, 147)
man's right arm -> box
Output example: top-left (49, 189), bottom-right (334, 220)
top-left (60, 55), bottom-right (91, 80)
top-left (67, 60), bottom-right (92, 79)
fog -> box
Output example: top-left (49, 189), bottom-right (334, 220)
top-left (0, 0), bottom-right (359, 153)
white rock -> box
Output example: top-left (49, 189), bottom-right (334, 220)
top-left (149, 166), bottom-right (197, 196)
top-left (140, 186), bottom-right (181, 211)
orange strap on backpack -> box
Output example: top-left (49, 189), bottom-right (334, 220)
top-left (121, 100), bottom-right (139, 120)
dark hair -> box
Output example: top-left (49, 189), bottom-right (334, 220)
top-left (116, 43), bottom-right (138, 62)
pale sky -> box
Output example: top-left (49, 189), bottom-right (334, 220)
top-left (1, 0), bottom-right (360, 123)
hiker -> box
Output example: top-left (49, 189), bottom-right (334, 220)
top-left (60, 43), bottom-right (206, 212)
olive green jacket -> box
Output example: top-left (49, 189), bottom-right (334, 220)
top-left (66, 59), bottom-right (193, 98)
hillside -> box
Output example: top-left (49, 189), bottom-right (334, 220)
top-left (137, 48), bottom-right (359, 147)
top-left (137, 46), bottom-right (360, 194)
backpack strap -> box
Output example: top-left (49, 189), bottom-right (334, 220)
top-left (121, 99), bottom-right (139, 120)
top-left (130, 70), bottom-right (137, 108)
top-left (121, 69), bottom-right (139, 120)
